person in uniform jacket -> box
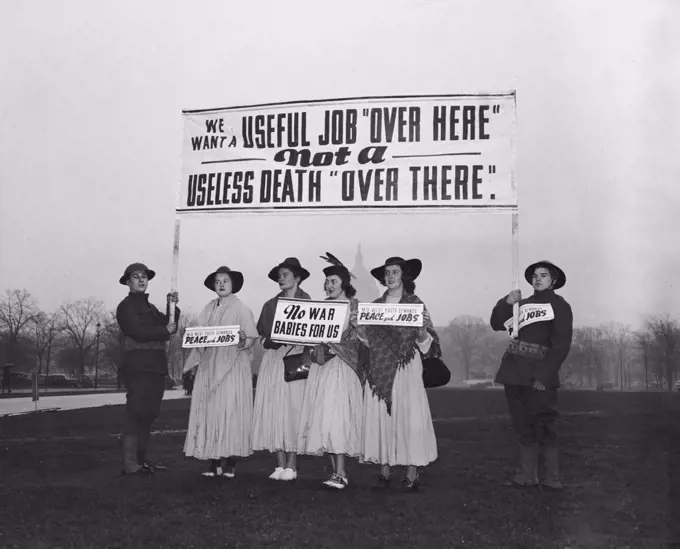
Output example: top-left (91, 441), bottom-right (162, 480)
top-left (490, 260), bottom-right (573, 491)
top-left (116, 262), bottom-right (180, 476)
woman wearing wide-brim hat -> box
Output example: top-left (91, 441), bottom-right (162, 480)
top-left (183, 266), bottom-right (259, 479)
top-left (351, 256), bottom-right (442, 491)
top-left (296, 254), bottom-right (364, 490)
top-left (490, 260), bottom-right (573, 491)
top-left (251, 257), bottom-right (312, 482)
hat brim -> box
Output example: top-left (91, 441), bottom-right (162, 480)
top-left (524, 261), bottom-right (566, 290)
top-left (268, 263), bottom-right (310, 283)
top-left (119, 269), bottom-right (156, 285)
top-left (204, 271), bottom-right (244, 293)
top-left (371, 259), bottom-right (422, 282)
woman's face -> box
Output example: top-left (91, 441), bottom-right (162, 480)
top-left (384, 265), bottom-right (403, 291)
top-left (127, 271), bottom-right (148, 293)
top-left (214, 273), bottom-right (233, 297)
top-left (277, 268), bottom-right (299, 291)
top-left (325, 275), bottom-right (345, 299)
top-left (532, 267), bottom-right (554, 292)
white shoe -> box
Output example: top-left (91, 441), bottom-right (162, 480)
top-left (269, 467), bottom-right (285, 480)
top-left (281, 468), bottom-right (297, 481)
top-left (323, 473), bottom-right (348, 490)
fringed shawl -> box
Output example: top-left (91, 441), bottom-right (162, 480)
top-left (326, 297), bottom-right (361, 379)
top-left (358, 292), bottom-right (441, 414)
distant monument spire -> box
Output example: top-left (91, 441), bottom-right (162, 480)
top-left (352, 242), bottom-right (380, 301)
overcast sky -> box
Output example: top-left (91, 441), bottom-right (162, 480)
top-left (1, 0), bottom-right (678, 330)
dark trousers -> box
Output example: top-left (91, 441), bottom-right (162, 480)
top-left (504, 385), bottom-right (559, 446)
top-left (122, 370), bottom-right (165, 462)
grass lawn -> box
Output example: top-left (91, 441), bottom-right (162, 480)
top-left (1, 389), bottom-right (679, 549)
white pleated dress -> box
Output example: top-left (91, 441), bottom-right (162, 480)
top-left (297, 354), bottom-right (364, 458)
top-left (251, 344), bottom-right (307, 453)
top-left (183, 295), bottom-right (258, 460)
top-left (360, 298), bottom-right (438, 467)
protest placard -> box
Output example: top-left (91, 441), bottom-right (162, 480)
top-left (271, 298), bottom-right (349, 345)
top-left (182, 325), bottom-right (241, 348)
top-left (357, 302), bottom-right (424, 327)
top-left (178, 94), bottom-right (516, 214)
top-left (503, 303), bottom-right (555, 334)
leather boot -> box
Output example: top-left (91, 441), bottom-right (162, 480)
top-left (121, 434), bottom-right (144, 475)
top-left (542, 444), bottom-right (563, 491)
top-left (508, 443), bottom-right (538, 486)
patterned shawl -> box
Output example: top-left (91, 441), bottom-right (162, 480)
top-left (256, 287), bottom-right (311, 338)
top-left (326, 297), bottom-right (361, 379)
top-left (359, 292), bottom-right (442, 414)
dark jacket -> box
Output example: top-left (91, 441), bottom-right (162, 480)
top-left (116, 292), bottom-right (181, 375)
top-left (490, 289), bottom-right (573, 388)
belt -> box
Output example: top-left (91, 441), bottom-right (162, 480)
top-left (506, 340), bottom-right (548, 359)
top-left (123, 337), bottom-right (166, 351)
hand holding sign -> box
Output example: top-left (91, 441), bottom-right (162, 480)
top-left (417, 310), bottom-right (431, 340)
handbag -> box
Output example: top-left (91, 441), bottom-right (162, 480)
top-left (283, 348), bottom-right (311, 383)
top-left (422, 356), bottom-right (451, 388)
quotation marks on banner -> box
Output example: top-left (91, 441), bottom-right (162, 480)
top-left (489, 165), bottom-right (496, 199)
top-left (493, 105), bottom-right (501, 114)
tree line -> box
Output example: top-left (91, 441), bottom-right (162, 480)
top-left (1, 288), bottom-right (678, 391)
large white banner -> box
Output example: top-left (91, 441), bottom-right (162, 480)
top-left (178, 94), bottom-right (516, 214)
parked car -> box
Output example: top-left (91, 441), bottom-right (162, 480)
top-left (43, 374), bottom-right (79, 388)
top-left (77, 375), bottom-right (95, 388)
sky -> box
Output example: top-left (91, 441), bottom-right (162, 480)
top-left (1, 0), bottom-right (679, 331)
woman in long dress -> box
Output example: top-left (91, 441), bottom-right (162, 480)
top-left (251, 257), bottom-right (312, 482)
top-left (297, 254), bottom-right (364, 490)
top-left (183, 266), bottom-right (259, 478)
top-left (354, 256), bottom-right (441, 491)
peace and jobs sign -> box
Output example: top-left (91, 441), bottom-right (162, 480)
top-left (181, 301), bottom-right (425, 348)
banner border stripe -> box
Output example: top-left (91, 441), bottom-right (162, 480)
top-left (182, 92), bottom-right (517, 115)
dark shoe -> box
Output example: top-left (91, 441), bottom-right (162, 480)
top-left (202, 459), bottom-right (221, 477)
top-left (121, 467), bottom-right (154, 476)
top-left (141, 461), bottom-right (167, 473)
top-left (221, 458), bottom-right (236, 479)
top-left (401, 474), bottom-right (420, 492)
top-left (141, 460), bottom-right (168, 472)
top-left (372, 474), bottom-right (390, 490)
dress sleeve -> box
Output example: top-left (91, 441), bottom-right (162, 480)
top-left (238, 304), bottom-right (259, 351)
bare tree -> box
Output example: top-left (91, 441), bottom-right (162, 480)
top-left (60, 298), bottom-right (106, 378)
top-left (0, 289), bottom-right (38, 364)
top-left (32, 311), bottom-right (61, 376)
top-left (647, 314), bottom-right (680, 392)
top-left (575, 326), bottom-right (609, 388)
top-left (446, 315), bottom-right (489, 380)
top-left (601, 322), bottom-right (632, 391)
top-left (634, 329), bottom-right (655, 391)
